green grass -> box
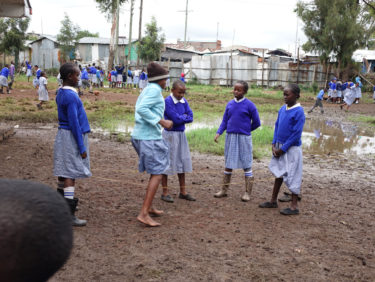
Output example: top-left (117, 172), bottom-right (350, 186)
top-left (348, 114), bottom-right (375, 126)
top-left (186, 126), bottom-right (274, 159)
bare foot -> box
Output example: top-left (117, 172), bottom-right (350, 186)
top-left (137, 214), bottom-right (161, 227)
top-left (149, 207), bottom-right (164, 217)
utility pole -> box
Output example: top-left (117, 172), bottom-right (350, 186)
top-left (216, 22), bottom-right (219, 41)
top-left (115, 0), bottom-right (120, 65)
top-left (127, 0), bottom-right (134, 67)
top-left (137, 0), bottom-right (143, 67)
top-left (184, 0), bottom-right (188, 46)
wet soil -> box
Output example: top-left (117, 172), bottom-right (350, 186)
top-left (0, 89), bottom-right (374, 281)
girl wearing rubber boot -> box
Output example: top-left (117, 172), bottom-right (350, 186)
top-left (54, 63), bottom-right (91, 226)
top-left (214, 81), bottom-right (261, 201)
top-left (259, 84), bottom-right (305, 215)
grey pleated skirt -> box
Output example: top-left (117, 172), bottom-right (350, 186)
top-left (131, 138), bottom-right (170, 175)
top-left (53, 129), bottom-right (91, 179)
top-left (224, 133), bottom-right (253, 170)
top-left (0, 75), bottom-right (8, 87)
top-left (269, 143), bottom-right (302, 194)
top-left (162, 130), bottom-right (192, 175)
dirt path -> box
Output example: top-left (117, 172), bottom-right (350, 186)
top-left (0, 118), bottom-right (374, 281)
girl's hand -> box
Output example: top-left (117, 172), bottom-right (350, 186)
top-left (81, 151), bottom-right (87, 159)
top-left (159, 119), bottom-right (173, 129)
top-left (274, 148), bottom-right (284, 157)
top-left (214, 134), bottom-right (220, 143)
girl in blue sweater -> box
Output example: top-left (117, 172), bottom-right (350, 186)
top-left (161, 80), bottom-right (195, 203)
top-left (259, 84), bottom-right (305, 215)
top-left (214, 81), bottom-right (261, 201)
top-left (54, 63), bottom-right (90, 226)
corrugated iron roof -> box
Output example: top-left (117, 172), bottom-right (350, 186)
top-left (30, 35), bottom-right (58, 44)
top-left (78, 37), bottom-right (137, 45)
top-left (352, 49), bottom-right (375, 62)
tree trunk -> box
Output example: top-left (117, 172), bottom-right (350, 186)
top-left (136, 0), bottom-right (143, 67)
top-left (108, 7), bottom-right (117, 71)
top-left (14, 49), bottom-right (19, 70)
top-left (128, 0), bottom-right (134, 66)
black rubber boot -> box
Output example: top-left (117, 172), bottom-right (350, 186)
top-left (57, 187), bottom-right (79, 211)
top-left (65, 198), bottom-right (87, 227)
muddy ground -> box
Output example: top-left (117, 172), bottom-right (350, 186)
top-left (0, 88), bottom-right (374, 281)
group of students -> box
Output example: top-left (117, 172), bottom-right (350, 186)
top-left (53, 61), bottom-right (305, 229)
top-left (108, 66), bottom-right (149, 90)
top-left (308, 76), bottom-right (365, 114)
top-left (0, 62), bottom-right (15, 94)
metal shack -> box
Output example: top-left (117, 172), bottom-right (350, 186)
top-left (30, 36), bottom-right (60, 70)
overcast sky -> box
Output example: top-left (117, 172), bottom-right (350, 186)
top-left (28, 0), bottom-right (307, 55)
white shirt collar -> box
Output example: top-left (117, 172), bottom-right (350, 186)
top-left (170, 93), bottom-right (185, 104)
top-left (286, 103), bottom-right (301, 110)
top-left (62, 86), bottom-right (78, 93)
top-left (234, 97), bottom-right (245, 103)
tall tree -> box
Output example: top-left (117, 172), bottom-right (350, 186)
top-left (76, 30), bottom-right (99, 41)
top-left (57, 14), bottom-right (78, 63)
top-left (296, 0), bottom-right (371, 75)
top-left (137, 17), bottom-right (165, 63)
top-left (95, 0), bottom-right (127, 70)
top-left (0, 17), bottom-right (30, 68)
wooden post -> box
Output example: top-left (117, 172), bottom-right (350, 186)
top-left (226, 61), bottom-right (229, 87)
top-left (296, 47), bottom-right (300, 84)
top-left (189, 60), bottom-right (192, 81)
top-left (261, 49), bottom-right (265, 87)
top-left (267, 60), bottom-right (271, 88)
top-left (230, 53), bottom-right (233, 86)
top-left (209, 55), bottom-right (213, 85)
top-left (312, 65), bottom-right (317, 86)
top-left (167, 57), bottom-right (170, 71)
top-left (181, 57), bottom-right (184, 75)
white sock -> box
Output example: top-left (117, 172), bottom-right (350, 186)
top-left (244, 169), bottom-right (253, 177)
top-left (63, 186), bottom-right (75, 199)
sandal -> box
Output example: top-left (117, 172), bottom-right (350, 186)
top-left (161, 194), bottom-right (174, 203)
top-left (259, 201), bottom-right (278, 208)
top-left (179, 193), bottom-right (196, 201)
top-left (280, 208), bottom-right (299, 215)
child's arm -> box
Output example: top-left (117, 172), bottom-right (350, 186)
top-left (250, 105), bottom-right (261, 131)
top-left (164, 100), bottom-right (193, 126)
top-left (67, 99), bottom-right (86, 157)
top-left (215, 106), bottom-right (229, 142)
top-left (280, 110), bottom-right (305, 153)
top-left (136, 90), bottom-right (171, 127)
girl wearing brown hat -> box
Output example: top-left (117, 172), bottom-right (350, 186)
top-left (131, 62), bottom-right (173, 227)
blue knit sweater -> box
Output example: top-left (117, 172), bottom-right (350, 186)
top-left (56, 87), bottom-right (91, 154)
top-left (217, 98), bottom-right (261, 136)
top-left (272, 104), bottom-right (305, 152)
top-left (164, 95), bottom-right (193, 131)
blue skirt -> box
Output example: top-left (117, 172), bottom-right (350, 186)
top-left (162, 130), bottom-right (192, 175)
top-left (53, 129), bottom-right (91, 179)
top-left (224, 133), bottom-right (253, 169)
top-left (131, 138), bottom-right (170, 175)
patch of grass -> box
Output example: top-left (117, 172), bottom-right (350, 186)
top-left (349, 114), bottom-right (375, 126)
top-left (186, 126), bottom-right (273, 159)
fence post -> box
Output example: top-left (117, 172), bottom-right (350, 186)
top-left (226, 61), bottom-right (229, 87)
top-left (267, 60), bottom-right (271, 88)
top-left (296, 47), bottom-right (300, 85)
top-left (261, 49), bottom-right (265, 87)
top-left (209, 55), bottom-right (213, 85)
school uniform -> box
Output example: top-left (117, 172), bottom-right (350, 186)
top-left (91, 67), bottom-right (97, 84)
top-left (81, 69), bottom-right (90, 89)
top-left (139, 71), bottom-right (147, 89)
top-left (269, 104), bottom-right (305, 195)
top-left (26, 61), bottom-right (32, 77)
top-left (342, 82), bottom-right (348, 98)
top-left (131, 83), bottom-right (169, 175)
top-left (373, 86), bottom-right (375, 100)
top-left (162, 94), bottom-right (193, 175)
top-left (217, 98), bottom-right (261, 170)
top-left (54, 86), bottom-right (91, 179)
top-left (110, 70), bottom-right (117, 83)
top-left (355, 82), bottom-right (362, 99)
top-left (38, 76), bottom-right (49, 101)
top-left (308, 89), bottom-right (324, 113)
top-left (133, 69), bottom-right (140, 86)
top-left (344, 82), bottom-right (356, 105)
top-left (115, 66), bottom-right (124, 83)
top-left (329, 81), bottom-right (337, 98)
top-left (127, 70), bottom-right (133, 84)
top-left (33, 69), bottom-right (42, 88)
top-left (336, 81), bottom-right (342, 98)
top-left (0, 67), bottom-right (9, 86)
